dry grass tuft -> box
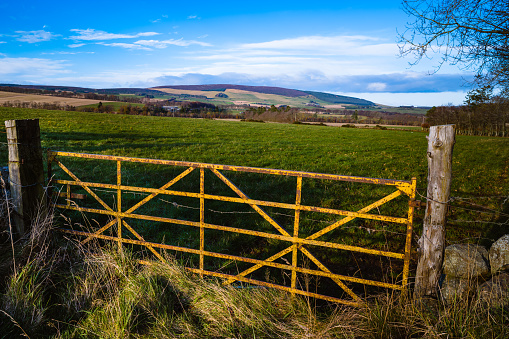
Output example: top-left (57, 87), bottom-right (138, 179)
top-left (0, 204), bottom-right (507, 338)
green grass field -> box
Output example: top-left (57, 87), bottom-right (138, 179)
top-left (1, 106), bottom-right (507, 231)
top-left (1, 107), bottom-right (508, 299)
top-left (1, 107), bottom-right (506, 189)
top-left (343, 106), bottom-right (429, 115)
top-left (78, 101), bottom-right (145, 110)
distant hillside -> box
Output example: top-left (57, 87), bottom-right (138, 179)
top-left (303, 91), bottom-right (374, 106)
top-left (0, 84), bottom-right (94, 93)
top-left (0, 83), bottom-right (375, 107)
top-left (155, 84), bottom-right (375, 106)
top-left (96, 88), bottom-right (170, 96)
top-left (0, 84), bottom-right (170, 96)
top-left (154, 84), bottom-right (309, 97)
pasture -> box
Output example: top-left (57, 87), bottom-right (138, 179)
top-left (1, 107), bottom-right (507, 243)
top-left (78, 101), bottom-right (145, 110)
top-left (1, 107), bottom-right (508, 292)
top-left (1, 106), bottom-right (508, 337)
top-left (153, 87), bottom-right (331, 108)
top-left (0, 91), bottom-right (113, 107)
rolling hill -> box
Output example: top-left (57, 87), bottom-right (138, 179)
top-left (0, 83), bottom-right (375, 109)
top-left (153, 84), bottom-right (375, 107)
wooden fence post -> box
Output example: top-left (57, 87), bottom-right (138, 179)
top-left (414, 124), bottom-right (455, 298)
top-left (5, 119), bottom-right (46, 237)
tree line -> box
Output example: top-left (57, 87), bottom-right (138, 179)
top-left (244, 105), bottom-right (423, 125)
top-left (0, 86), bottom-right (144, 104)
top-left (0, 100), bottom-right (77, 111)
top-left (77, 101), bottom-right (227, 117)
top-left (425, 89), bottom-right (508, 136)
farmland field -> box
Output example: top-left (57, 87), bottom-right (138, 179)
top-left (1, 106), bottom-right (507, 231)
top-left (78, 101), bottom-right (145, 110)
top-left (153, 87), bottom-right (333, 108)
top-left (0, 91), bottom-right (114, 106)
top-left (1, 107), bottom-right (508, 299)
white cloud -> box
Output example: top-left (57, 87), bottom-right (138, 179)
top-left (135, 39), bottom-right (211, 48)
top-left (240, 35), bottom-right (397, 56)
top-left (336, 91), bottom-right (468, 107)
top-left (0, 57), bottom-right (69, 75)
top-left (179, 34), bottom-right (403, 80)
top-left (98, 39), bottom-right (212, 51)
top-left (68, 43), bottom-right (85, 48)
top-left (367, 82), bottom-right (387, 91)
top-left (187, 15), bottom-right (199, 19)
top-left (97, 42), bottom-right (152, 51)
top-left (151, 14), bottom-right (168, 23)
top-left (16, 30), bottom-right (56, 43)
top-left (150, 71), bottom-right (472, 99)
top-left (42, 51), bottom-right (95, 55)
top-left (69, 29), bottom-right (160, 41)
top-left (187, 52), bottom-right (384, 78)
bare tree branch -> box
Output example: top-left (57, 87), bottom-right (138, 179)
top-left (399, 0), bottom-right (509, 90)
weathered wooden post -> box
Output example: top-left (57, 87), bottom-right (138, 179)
top-left (5, 119), bottom-right (46, 237)
top-left (414, 124), bottom-right (455, 298)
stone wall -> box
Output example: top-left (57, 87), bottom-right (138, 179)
top-left (441, 234), bottom-right (509, 306)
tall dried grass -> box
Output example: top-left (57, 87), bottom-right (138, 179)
top-left (0, 194), bottom-right (507, 338)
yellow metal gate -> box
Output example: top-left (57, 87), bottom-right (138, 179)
top-left (48, 151), bottom-right (416, 306)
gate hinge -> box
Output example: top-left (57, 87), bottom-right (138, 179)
top-left (409, 200), bottom-right (427, 209)
top-left (52, 192), bottom-right (87, 200)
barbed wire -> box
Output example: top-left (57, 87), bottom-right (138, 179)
top-left (34, 184), bottom-right (408, 236)
top-left (55, 184), bottom-right (509, 222)
top-left (448, 219), bottom-right (509, 226)
top-left (0, 175), bottom-right (47, 189)
top-left (415, 188), bottom-right (509, 218)
top-left (6, 180), bottom-right (41, 188)
top-left (449, 204), bottom-right (509, 218)
top-left (3, 160), bottom-right (506, 235)
top-left (63, 187), bottom-right (409, 236)
top-left (0, 141), bottom-right (50, 152)
top-left (452, 195), bottom-right (509, 200)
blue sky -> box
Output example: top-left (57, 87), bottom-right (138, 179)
top-left (0, 0), bottom-right (475, 106)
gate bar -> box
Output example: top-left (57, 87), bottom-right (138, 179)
top-left (49, 151), bottom-right (412, 188)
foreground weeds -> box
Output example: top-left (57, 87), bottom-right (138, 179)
top-left (0, 193), bottom-right (508, 338)
top-left (1, 238), bottom-right (508, 338)
top-left (52, 248), bottom-right (359, 339)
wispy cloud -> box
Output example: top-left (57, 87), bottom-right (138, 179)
top-left (69, 29), bottom-right (160, 41)
top-left (98, 38), bottom-right (212, 51)
top-left (151, 14), bottom-right (168, 23)
top-left (42, 51), bottom-right (95, 55)
top-left (97, 42), bottom-right (152, 51)
top-left (68, 43), bottom-right (85, 48)
top-left (367, 82), bottom-right (387, 91)
top-left (179, 34), bottom-right (402, 81)
top-left (187, 15), bottom-right (200, 20)
top-left (136, 39), bottom-right (211, 48)
top-left (240, 35), bottom-right (397, 56)
top-left (0, 56), bottom-right (69, 75)
top-left (151, 71), bottom-right (472, 94)
top-left (15, 30), bottom-right (57, 43)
